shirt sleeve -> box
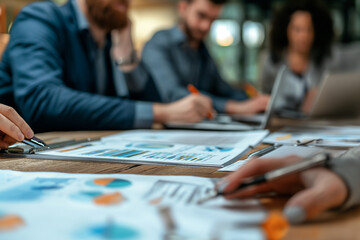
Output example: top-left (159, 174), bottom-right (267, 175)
top-left (210, 96), bottom-right (228, 113)
top-left (331, 147), bottom-right (360, 210)
top-left (134, 101), bottom-right (153, 129)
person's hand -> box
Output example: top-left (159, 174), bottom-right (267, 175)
top-left (221, 156), bottom-right (348, 224)
top-left (226, 94), bottom-right (270, 115)
top-left (153, 94), bottom-right (214, 123)
top-left (111, 20), bottom-right (137, 72)
top-left (301, 88), bottom-right (318, 114)
top-left (0, 104), bottom-right (34, 149)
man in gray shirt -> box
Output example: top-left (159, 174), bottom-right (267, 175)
top-left (142, 0), bottom-right (269, 115)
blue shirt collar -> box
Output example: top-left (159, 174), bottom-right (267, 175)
top-left (71, 0), bottom-right (90, 31)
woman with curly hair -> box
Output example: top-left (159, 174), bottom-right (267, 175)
top-left (261, 0), bottom-right (360, 113)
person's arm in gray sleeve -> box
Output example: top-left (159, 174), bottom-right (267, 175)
top-left (331, 146), bottom-right (360, 209)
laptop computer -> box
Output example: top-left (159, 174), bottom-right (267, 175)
top-left (165, 66), bottom-right (287, 131)
top-left (309, 72), bottom-right (360, 118)
top-left (277, 71), bottom-right (360, 119)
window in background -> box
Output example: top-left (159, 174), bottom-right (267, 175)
top-left (210, 19), bottom-right (240, 47)
top-left (206, 2), bottom-right (243, 86)
top-left (242, 21), bottom-right (264, 49)
top-left (242, 20), bottom-right (265, 84)
top-left (208, 18), bottom-right (241, 85)
top-left (130, 2), bottom-right (177, 51)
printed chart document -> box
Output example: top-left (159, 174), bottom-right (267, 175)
top-left (37, 130), bottom-right (269, 168)
top-left (219, 145), bottom-right (346, 172)
top-left (263, 126), bottom-right (360, 147)
top-left (0, 170), bottom-right (267, 240)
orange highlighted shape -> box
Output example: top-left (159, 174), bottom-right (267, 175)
top-left (57, 145), bottom-right (88, 153)
top-left (275, 134), bottom-right (292, 141)
top-left (93, 192), bottom-right (125, 206)
top-left (262, 211), bottom-right (289, 240)
top-left (0, 215), bottom-right (25, 231)
top-left (149, 197), bottom-right (163, 205)
top-left (93, 178), bottom-right (115, 186)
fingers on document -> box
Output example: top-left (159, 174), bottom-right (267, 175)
top-left (0, 104), bottom-right (33, 141)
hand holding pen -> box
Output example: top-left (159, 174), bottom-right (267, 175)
top-left (0, 104), bottom-right (35, 149)
top-left (187, 84), bottom-right (216, 120)
top-left (199, 154), bottom-right (348, 224)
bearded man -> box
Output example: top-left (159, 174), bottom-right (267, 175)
top-left (0, 0), bottom-right (213, 132)
top-left (142, 0), bottom-right (270, 116)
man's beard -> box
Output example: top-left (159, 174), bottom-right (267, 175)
top-left (86, 0), bottom-right (128, 32)
top-left (182, 20), bottom-right (207, 44)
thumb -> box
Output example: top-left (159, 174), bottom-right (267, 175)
top-left (284, 187), bottom-right (327, 224)
top-left (284, 171), bottom-right (347, 225)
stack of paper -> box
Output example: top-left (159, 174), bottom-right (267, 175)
top-left (263, 126), bottom-right (360, 147)
top-left (0, 170), bottom-right (266, 240)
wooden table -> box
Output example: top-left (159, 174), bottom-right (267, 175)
top-left (1, 129), bottom-right (360, 240)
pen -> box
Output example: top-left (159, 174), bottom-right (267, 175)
top-left (187, 84), bottom-right (214, 120)
top-left (22, 136), bottom-right (48, 148)
top-left (243, 83), bottom-right (259, 98)
top-left (248, 138), bottom-right (323, 158)
top-left (248, 144), bottom-right (282, 158)
top-left (197, 153), bottom-right (331, 204)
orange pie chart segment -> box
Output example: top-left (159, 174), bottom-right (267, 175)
top-left (0, 214), bottom-right (25, 231)
top-left (93, 192), bottom-right (126, 206)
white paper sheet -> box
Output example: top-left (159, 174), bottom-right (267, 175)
top-left (0, 170), bottom-right (266, 240)
top-left (218, 146), bottom-right (346, 172)
top-left (218, 158), bottom-right (251, 172)
top-left (263, 126), bottom-right (360, 147)
top-left (37, 130), bottom-right (269, 168)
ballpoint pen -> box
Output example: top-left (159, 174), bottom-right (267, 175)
top-left (22, 136), bottom-right (48, 148)
top-left (197, 153), bottom-right (331, 204)
top-left (248, 144), bottom-right (282, 158)
top-left (248, 138), bottom-right (323, 158)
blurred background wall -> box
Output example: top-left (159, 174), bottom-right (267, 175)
top-left (1, 0), bottom-right (359, 88)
